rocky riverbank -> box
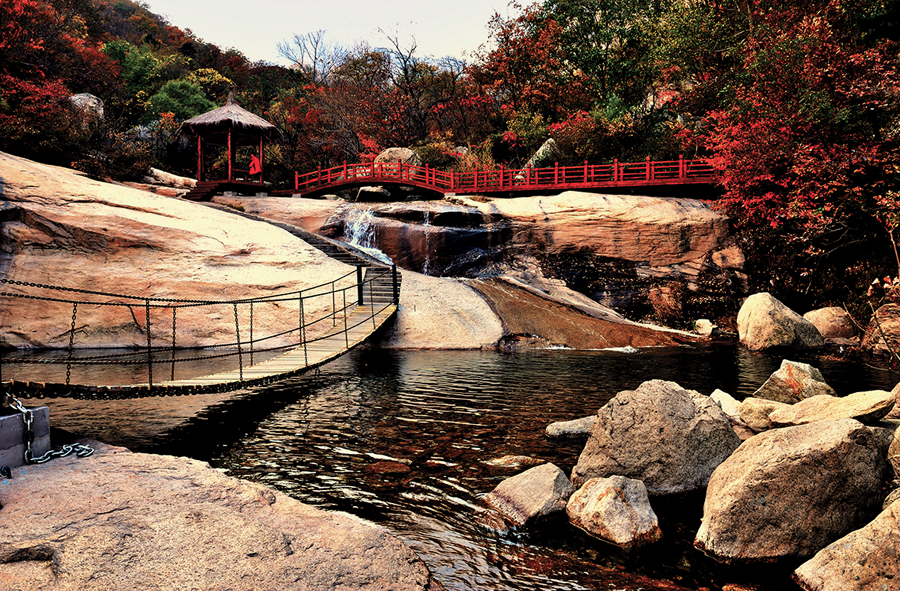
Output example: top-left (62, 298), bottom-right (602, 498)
top-left (0, 439), bottom-right (440, 590)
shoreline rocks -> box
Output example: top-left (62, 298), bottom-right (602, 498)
top-left (0, 441), bottom-right (438, 591)
top-left (481, 463), bottom-right (574, 527)
top-left (737, 293), bottom-right (824, 351)
top-left (566, 476), bottom-right (662, 549)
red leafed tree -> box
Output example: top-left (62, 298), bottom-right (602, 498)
top-left (702, 0), bottom-right (900, 305)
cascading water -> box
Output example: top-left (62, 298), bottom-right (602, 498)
top-left (341, 208), bottom-right (393, 265)
top-left (422, 210), bottom-right (432, 276)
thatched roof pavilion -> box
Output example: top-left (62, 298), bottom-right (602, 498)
top-left (181, 91), bottom-right (279, 184)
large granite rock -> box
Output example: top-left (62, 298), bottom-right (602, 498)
top-left (862, 303), bottom-right (900, 355)
top-left (375, 147), bottom-right (423, 166)
top-left (793, 503), bottom-right (900, 591)
top-left (0, 152), bottom-right (352, 352)
top-left (751, 360), bottom-right (836, 404)
top-left (571, 380), bottom-right (741, 494)
top-left (694, 419), bottom-right (887, 563)
top-left (739, 397), bottom-right (792, 431)
top-left (768, 390), bottom-right (895, 427)
top-left (802, 306), bottom-right (855, 339)
top-left (890, 428), bottom-right (900, 479)
top-left (0, 442), bottom-right (437, 591)
top-left (738, 293), bottom-right (824, 351)
top-left (710, 389), bottom-right (742, 421)
top-left (482, 463), bottom-right (575, 526)
top-left (566, 476), bottom-right (663, 549)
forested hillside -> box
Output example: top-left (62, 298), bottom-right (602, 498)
top-left (1, 0), bottom-right (899, 313)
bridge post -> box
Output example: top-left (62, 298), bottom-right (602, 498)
top-left (646, 156), bottom-right (651, 180)
top-left (500, 166), bottom-right (504, 189)
top-left (343, 161), bottom-right (347, 180)
top-left (357, 265), bottom-right (364, 306)
top-left (614, 159), bottom-right (619, 182)
top-left (679, 155), bottom-right (685, 179)
top-left (555, 162), bottom-right (559, 184)
top-left (294, 170), bottom-right (299, 192)
top-left (584, 160), bottom-right (588, 184)
top-left (392, 264), bottom-right (399, 305)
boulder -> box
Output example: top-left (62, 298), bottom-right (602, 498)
top-left (695, 319), bottom-right (720, 337)
top-left (738, 397), bottom-right (791, 431)
top-left (566, 476), bottom-right (663, 549)
top-left (711, 245), bottom-right (745, 270)
top-left (711, 389), bottom-right (742, 421)
top-left (524, 138), bottom-right (562, 169)
top-left (802, 307), bottom-right (855, 339)
top-left (792, 503), bottom-right (900, 591)
top-left (768, 390), bottom-right (895, 427)
top-left (890, 428), bottom-right (900, 479)
top-left (694, 419), bottom-right (887, 563)
top-left (751, 360), bottom-right (836, 404)
top-left (862, 303), bottom-right (900, 355)
top-left (0, 442), bottom-right (436, 591)
top-left (571, 380), bottom-right (741, 494)
top-left (482, 463), bottom-right (575, 526)
top-left (737, 293), bottom-right (825, 351)
top-left (374, 147), bottom-right (423, 166)
top-left (546, 415), bottom-right (596, 438)
top-left (884, 487), bottom-right (900, 510)
top-left (69, 93), bottom-right (104, 119)
top-left (885, 382), bottom-right (900, 420)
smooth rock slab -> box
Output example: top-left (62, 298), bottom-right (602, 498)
top-left (768, 390), bottom-right (895, 427)
top-left (752, 360), bottom-right (836, 404)
top-left (566, 476), bottom-right (662, 549)
top-left (571, 380), bottom-right (741, 494)
top-left (695, 419), bottom-right (886, 563)
top-left (793, 503), bottom-right (900, 591)
top-left (482, 463), bottom-right (575, 526)
top-left (546, 415), bottom-right (596, 438)
top-left (738, 293), bottom-right (824, 351)
top-left (0, 442), bottom-right (436, 591)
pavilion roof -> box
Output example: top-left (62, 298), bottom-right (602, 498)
top-left (181, 92), bottom-right (279, 144)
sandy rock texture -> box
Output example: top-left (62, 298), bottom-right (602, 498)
top-left (571, 380), bottom-right (741, 493)
top-left (0, 442), bottom-right (437, 591)
top-left (793, 503), bottom-right (900, 591)
top-left (751, 360), bottom-right (836, 404)
top-left (694, 419), bottom-right (887, 563)
top-left (0, 152), bottom-right (352, 351)
top-left (802, 306), bottom-right (855, 339)
top-left (566, 476), bottom-right (662, 549)
top-left (482, 463), bottom-right (575, 526)
top-left (768, 390), bottom-right (895, 427)
top-left (738, 293), bottom-right (824, 351)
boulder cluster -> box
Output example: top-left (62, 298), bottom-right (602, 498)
top-left (480, 300), bottom-right (900, 590)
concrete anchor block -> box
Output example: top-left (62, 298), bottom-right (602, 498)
top-left (0, 406), bottom-right (51, 469)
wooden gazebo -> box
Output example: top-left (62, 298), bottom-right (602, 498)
top-left (181, 91), bottom-right (280, 199)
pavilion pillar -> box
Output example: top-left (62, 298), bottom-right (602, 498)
top-left (227, 128), bottom-right (234, 181)
top-left (196, 135), bottom-right (203, 182)
top-left (258, 137), bottom-right (264, 185)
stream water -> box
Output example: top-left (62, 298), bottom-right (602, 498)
top-left (30, 344), bottom-right (898, 591)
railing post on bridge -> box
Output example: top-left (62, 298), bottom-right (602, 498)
top-left (679, 155), bottom-right (685, 179)
top-left (317, 166), bottom-right (322, 186)
top-left (294, 171), bottom-right (299, 192)
top-left (646, 156), bottom-right (651, 180)
top-left (392, 264), bottom-right (399, 305)
top-left (357, 265), bottom-right (365, 306)
top-left (614, 159), bottom-right (619, 182)
top-left (554, 162), bottom-right (559, 185)
top-left (343, 160), bottom-right (347, 180)
top-left (584, 160), bottom-right (588, 184)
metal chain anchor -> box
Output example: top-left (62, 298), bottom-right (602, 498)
top-left (4, 394), bottom-right (93, 464)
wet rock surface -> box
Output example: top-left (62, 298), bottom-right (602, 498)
top-left (482, 463), bottom-right (575, 527)
top-left (751, 360), bottom-right (836, 404)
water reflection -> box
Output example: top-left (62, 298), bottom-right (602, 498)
top-left (33, 345), bottom-right (898, 591)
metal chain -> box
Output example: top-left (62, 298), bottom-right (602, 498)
top-left (171, 307), bottom-right (177, 381)
top-left (145, 299), bottom-right (152, 387)
top-left (233, 303), bottom-right (243, 383)
top-left (66, 302), bottom-right (77, 386)
top-left (5, 394), bottom-right (93, 464)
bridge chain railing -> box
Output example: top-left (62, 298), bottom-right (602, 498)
top-left (0, 264), bottom-right (399, 399)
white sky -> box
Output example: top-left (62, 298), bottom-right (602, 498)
top-left (143, 0), bottom-right (524, 65)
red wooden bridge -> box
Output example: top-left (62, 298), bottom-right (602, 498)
top-left (294, 156), bottom-right (718, 197)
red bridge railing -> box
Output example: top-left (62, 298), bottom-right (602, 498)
top-left (294, 156), bottom-right (718, 196)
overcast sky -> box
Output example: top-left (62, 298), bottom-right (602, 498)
top-left (144, 0), bottom-right (525, 65)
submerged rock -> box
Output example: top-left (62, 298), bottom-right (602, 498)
top-left (751, 360), bottom-right (835, 404)
top-left (482, 463), bottom-right (575, 527)
top-left (793, 503), bottom-right (900, 591)
top-left (695, 419), bottom-right (886, 563)
top-left (0, 442), bottom-right (437, 590)
top-left (571, 380), bottom-right (741, 494)
top-left (737, 293), bottom-right (824, 351)
top-left (546, 416), bottom-right (596, 438)
top-left (566, 476), bottom-right (662, 549)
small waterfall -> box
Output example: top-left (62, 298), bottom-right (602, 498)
top-left (342, 209), bottom-right (392, 265)
top-left (422, 210), bottom-right (432, 276)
